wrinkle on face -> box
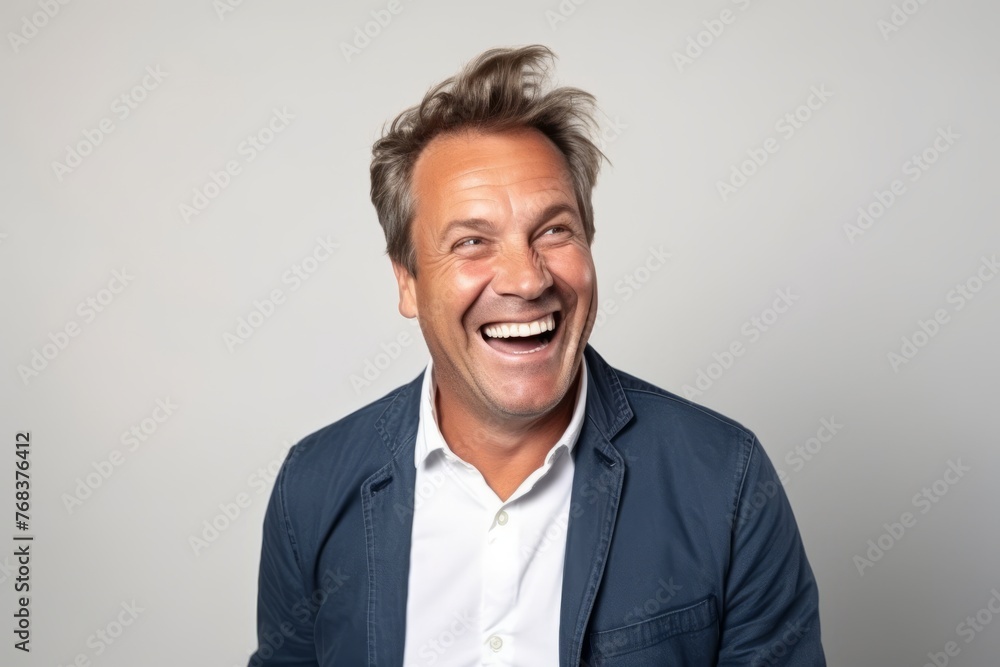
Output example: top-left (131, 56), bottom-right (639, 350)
top-left (393, 126), bottom-right (597, 433)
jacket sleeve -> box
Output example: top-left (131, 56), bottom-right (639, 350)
top-left (716, 435), bottom-right (826, 666)
top-left (249, 447), bottom-right (319, 666)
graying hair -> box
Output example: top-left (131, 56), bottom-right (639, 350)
top-left (369, 45), bottom-right (605, 275)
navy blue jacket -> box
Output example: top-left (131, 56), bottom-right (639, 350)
top-left (251, 345), bottom-right (825, 666)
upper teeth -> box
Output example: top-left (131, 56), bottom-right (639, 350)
top-left (483, 314), bottom-right (556, 339)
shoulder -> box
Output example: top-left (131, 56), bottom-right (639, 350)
top-left (614, 365), bottom-right (755, 443)
top-left (589, 353), bottom-right (760, 490)
top-left (280, 373), bottom-right (422, 490)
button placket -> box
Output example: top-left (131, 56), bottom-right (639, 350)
top-left (482, 501), bottom-right (518, 665)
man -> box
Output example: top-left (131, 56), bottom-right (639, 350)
top-left (251, 45), bottom-right (825, 666)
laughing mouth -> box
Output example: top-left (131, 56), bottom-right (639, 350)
top-left (480, 313), bottom-right (558, 354)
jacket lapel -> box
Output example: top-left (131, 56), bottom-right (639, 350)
top-left (559, 346), bottom-right (633, 667)
top-left (361, 373), bottom-right (422, 667)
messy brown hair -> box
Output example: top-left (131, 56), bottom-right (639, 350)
top-left (370, 45), bottom-right (605, 275)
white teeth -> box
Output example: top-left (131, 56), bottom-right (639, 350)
top-left (483, 313), bottom-right (556, 339)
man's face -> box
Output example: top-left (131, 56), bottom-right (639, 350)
top-left (393, 128), bottom-right (597, 423)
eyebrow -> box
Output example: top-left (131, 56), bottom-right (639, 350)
top-left (441, 203), bottom-right (580, 238)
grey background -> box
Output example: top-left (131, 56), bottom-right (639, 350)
top-left (1, 0), bottom-right (998, 665)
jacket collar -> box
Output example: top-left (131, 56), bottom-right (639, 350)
top-left (362, 344), bottom-right (632, 666)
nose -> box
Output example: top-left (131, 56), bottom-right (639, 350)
top-left (490, 243), bottom-right (553, 300)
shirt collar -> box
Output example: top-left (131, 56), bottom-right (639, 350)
top-left (414, 356), bottom-right (589, 469)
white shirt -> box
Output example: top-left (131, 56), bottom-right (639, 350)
top-left (401, 357), bottom-right (589, 667)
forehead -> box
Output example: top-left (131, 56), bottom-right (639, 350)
top-left (410, 128), bottom-right (576, 218)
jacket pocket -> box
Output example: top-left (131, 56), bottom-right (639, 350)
top-left (584, 596), bottom-right (719, 666)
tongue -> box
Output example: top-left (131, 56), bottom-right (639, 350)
top-left (483, 332), bottom-right (548, 354)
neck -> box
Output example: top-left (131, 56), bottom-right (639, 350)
top-left (435, 367), bottom-right (580, 501)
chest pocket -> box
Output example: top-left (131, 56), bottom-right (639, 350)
top-left (582, 596), bottom-right (719, 667)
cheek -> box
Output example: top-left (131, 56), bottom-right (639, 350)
top-left (549, 249), bottom-right (596, 299)
top-left (418, 266), bottom-right (492, 323)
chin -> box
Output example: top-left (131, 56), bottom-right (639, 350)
top-left (484, 382), bottom-right (569, 418)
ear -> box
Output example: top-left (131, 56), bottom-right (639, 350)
top-left (391, 260), bottom-right (418, 319)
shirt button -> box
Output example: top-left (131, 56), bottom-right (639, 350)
top-left (496, 510), bottom-right (509, 526)
top-left (488, 635), bottom-right (503, 651)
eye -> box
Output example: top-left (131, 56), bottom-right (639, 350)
top-left (453, 237), bottom-right (488, 252)
top-left (539, 224), bottom-right (572, 240)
